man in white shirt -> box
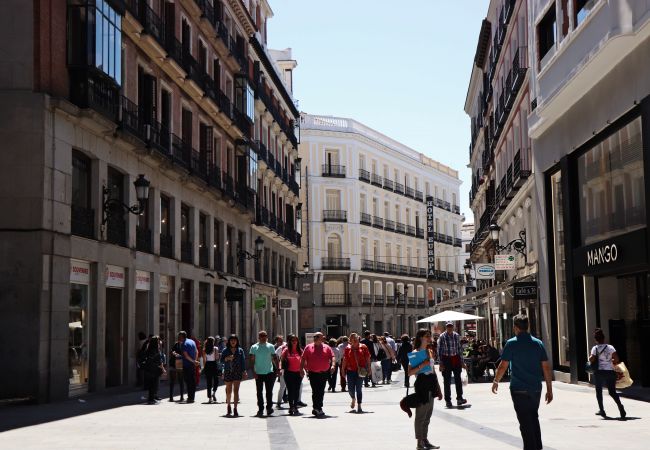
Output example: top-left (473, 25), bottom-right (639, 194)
top-left (274, 335), bottom-right (287, 408)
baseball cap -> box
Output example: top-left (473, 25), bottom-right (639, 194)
top-left (445, 321), bottom-right (454, 327)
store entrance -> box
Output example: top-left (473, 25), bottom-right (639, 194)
top-left (105, 288), bottom-right (123, 387)
top-left (594, 273), bottom-right (650, 387)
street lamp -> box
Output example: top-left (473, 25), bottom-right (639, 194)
top-left (463, 259), bottom-right (473, 281)
top-left (489, 223), bottom-right (527, 263)
top-left (238, 236), bottom-right (264, 260)
top-left (102, 174), bottom-right (150, 225)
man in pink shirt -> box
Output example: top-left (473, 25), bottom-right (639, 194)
top-left (301, 332), bottom-right (335, 416)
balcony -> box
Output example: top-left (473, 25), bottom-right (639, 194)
top-left (407, 297), bottom-right (416, 308)
top-left (361, 294), bottom-right (373, 305)
top-left (361, 259), bottom-right (375, 271)
top-left (416, 227), bottom-right (424, 239)
top-left (160, 234), bottom-right (173, 259)
top-left (322, 294), bottom-right (350, 306)
top-left (374, 295), bottom-right (385, 306)
top-left (395, 222), bottom-right (405, 234)
top-left (106, 217), bottom-right (126, 247)
top-left (386, 263), bottom-right (397, 274)
top-left (359, 169), bottom-right (370, 183)
top-left (386, 296), bottom-right (395, 306)
top-left (384, 219), bottom-right (395, 232)
top-left (360, 212), bottom-right (372, 226)
top-left (322, 164), bottom-right (346, 177)
top-left (136, 226), bottom-right (152, 253)
top-left (419, 268), bottom-right (427, 278)
top-left (383, 179), bottom-right (394, 191)
top-left (181, 241), bottom-right (193, 264)
top-left (371, 173), bottom-right (383, 186)
top-left (321, 257), bottom-right (351, 270)
top-left (199, 246), bottom-right (209, 268)
top-left (513, 148), bottom-right (532, 188)
top-left (372, 216), bottom-right (384, 229)
top-left (71, 205), bottom-right (95, 240)
top-left (214, 249), bottom-right (223, 272)
top-left (417, 297), bottom-right (425, 308)
top-left (226, 255), bottom-right (236, 275)
top-left (414, 190), bottom-right (424, 202)
top-left (69, 68), bottom-right (120, 123)
top-left (394, 182), bottom-right (404, 195)
top-left (454, 237), bottom-right (462, 247)
top-left (323, 210), bottom-right (347, 222)
top-left (406, 225), bottom-right (416, 236)
top-left (405, 186), bottom-right (415, 198)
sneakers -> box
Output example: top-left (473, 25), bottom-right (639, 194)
top-left (400, 398), bottom-right (413, 418)
top-left (457, 398), bottom-right (468, 406)
top-left (350, 398), bottom-right (356, 409)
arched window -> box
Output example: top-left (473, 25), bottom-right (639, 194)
top-left (386, 282), bottom-right (395, 298)
top-left (374, 281), bottom-right (383, 296)
top-left (443, 289), bottom-right (450, 300)
top-left (361, 280), bottom-right (371, 295)
top-left (436, 288), bottom-right (443, 304)
top-left (417, 285), bottom-right (424, 299)
top-left (327, 234), bottom-right (342, 258)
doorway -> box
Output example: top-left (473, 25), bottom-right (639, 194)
top-left (105, 288), bottom-right (123, 387)
top-left (135, 290), bottom-right (149, 338)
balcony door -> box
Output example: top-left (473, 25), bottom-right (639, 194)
top-left (327, 234), bottom-right (342, 259)
top-left (326, 190), bottom-right (341, 211)
top-left (325, 150), bottom-right (339, 169)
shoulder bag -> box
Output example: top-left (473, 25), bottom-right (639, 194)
top-left (353, 348), bottom-right (368, 378)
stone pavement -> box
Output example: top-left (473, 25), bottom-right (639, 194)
top-left (1, 370), bottom-right (649, 449)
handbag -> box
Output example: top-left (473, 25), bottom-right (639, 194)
top-left (352, 347), bottom-right (368, 378)
top-left (614, 362), bottom-right (633, 389)
top-left (586, 345), bottom-right (605, 374)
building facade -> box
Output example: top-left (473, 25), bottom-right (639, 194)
top-left (0, 0), bottom-right (299, 402)
top-left (527, 0), bottom-right (650, 386)
top-left (298, 114), bottom-right (463, 339)
top-left (464, 0), bottom-right (539, 348)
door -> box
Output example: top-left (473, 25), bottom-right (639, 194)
top-left (135, 290), bottom-right (149, 339)
top-left (105, 288), bottom-right (123, 387)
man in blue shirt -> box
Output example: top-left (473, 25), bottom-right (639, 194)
top-left (492, 314), bottom-right (553, 450)
top-left (179, 331), bottom-right (199, 403)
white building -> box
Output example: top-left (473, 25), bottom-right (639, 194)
top-left (298, 114), bottom-right (463, 338)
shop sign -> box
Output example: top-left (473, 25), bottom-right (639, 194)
top-left (254, 296), bottom-right (267, 311)
top-left (70, 259), bottom-right (90, 285)
top-left (513, 281), bottom-right (537, 300)
top-left (135, 270), bottom-right (151, 291)
top-left (279, 298), bottom-right (292, 309)
top-left (302, 283), bottom-right (311, 292)
top-left (495, 254), bottom-right (516, 270)
top-left (426, 196), bottom-right (436, 279)
top-left (475, 263), bottom-right (495, 279)
top-left (105, 265), bottom-right (125, 288)
top-left (586, 244), bottom-right (618, 267)
top-left (160, 275), bottom-right (170, 293)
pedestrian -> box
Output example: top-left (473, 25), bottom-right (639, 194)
top-left (341, 332), bottom-right (371, 413)
top-left (221, 334), bottom-right (247, 417)
top-left (141, 336), bottom-right (166, 404)
top-left (437, 321), bottom-right (467, 408)
top-left (405, 329), bottom-right (442, 450)
top-left (590, 328), bottom-right (626, 419)
top-left (384, 332), bottom-right (397, 354)
top-left (280, 333), bottom-right (304, 415)
top-left (379, 336), bottom-right (396, 384)
top-left (169, 334), bottom-right (185, 402)
top-left (189, 331), bottom-right (202, 387)
top-left (360, 330), bottom-right (376, 387)
top-left (492, 314), bottom-right (553, 450)
top-left (337, 336), bottom-right (349, 392)
top-left (398, 334), bottom-right (413, 388)
top-left (300, 331), bottom-right (336, 417)
top-left (179, 331), bottom-right (199, 403)
top-left (249, 330), bottom-right (279, 417)
top-left (202, 336), bottom-right (221, 403)
top-left (274, 335), bottom-right (287, 409)
top-left (327, 338), bottom-right (341, 392)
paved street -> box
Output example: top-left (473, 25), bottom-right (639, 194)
top-left (1, 370), bottom-right (648, 449)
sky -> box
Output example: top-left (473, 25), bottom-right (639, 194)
top-left (266, 0), bottom-right (490, 221)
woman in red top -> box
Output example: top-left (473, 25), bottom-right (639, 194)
top-left (341, 332), bottom-right (371, 413)
top-left (280, 334), bottom-right (304, 415)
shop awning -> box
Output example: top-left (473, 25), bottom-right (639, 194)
top-left (437, 274), bottom-right (537, 311)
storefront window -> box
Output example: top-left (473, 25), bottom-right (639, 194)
top-left (551, 171), bottom-right (570, 367)
top-left (69, 283), bottom-right (89, 391)
top-left (578, 117), bottom-right (645, 245)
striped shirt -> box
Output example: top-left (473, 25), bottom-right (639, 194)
top-left (437, 331), bottom-right (461, 357)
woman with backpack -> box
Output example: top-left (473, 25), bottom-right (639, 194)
top-left (280, 334), bottom-right (303, 415)
top-left (142, 336), bottom-right (166, 405)
top-left (341, 332), bottom-right (371, 414)
top-left (590, 328), bottom-right (626, 419)
top-left (220, 334), bottom-right (247, 417)
top-left (202, 336), bottom-right (221, 403)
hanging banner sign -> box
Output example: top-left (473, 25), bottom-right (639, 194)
top-left (426, 196), bottom-right (436, 279)
top-left (475, 263), bottom-right (495, 279)
top-left (495, 254), bottom-right (516, 270)
top-left (135, 270), bottom-right (151, 291)
top-left (254, 296), bottom-right (267, 311)
top-left (70, 259), bottom-right (90, 285)
top-left (513, 281), bottom-right (538, 300)
top-left (279, 298), bottom-right (293, 309)
top-left (105, 265), bottom-right (125, 288)
top-left (160, 275), bottom-right (170, 293)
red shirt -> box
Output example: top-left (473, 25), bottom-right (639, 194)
top-left (301, 343), bottom-right (334, 372)
top-left (344, 344), bottom-right (370, 372)
top-left (281, 347), bottom-right (303, 372)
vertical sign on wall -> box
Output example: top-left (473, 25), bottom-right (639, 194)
top-left (426, 196), bottom-right (435, 280)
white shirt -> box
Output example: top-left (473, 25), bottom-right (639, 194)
top-left (386, 336), bottom-right (397, 352)
top-left (590, 344), bottom-right (616, 371)
top-left (337, 343), bottom-right (348, 363)
top-left (275, 343), bottom-right (287, 359)
top-left (205, 349), bottom-right (219, 362)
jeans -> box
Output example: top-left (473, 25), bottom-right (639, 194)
top-left (510, 390), bottom-right (542, 450)
top-left (381, 359), bottom-right (392, 382)
top-left (204, 361), bottom-right (219, 398)
top-left (339, 364), bottom-right (347, 390)
top-left (284, 371), bottom-right (302, 408)
top-left (402, 361), bottom-right (410, 387)
top-left (346, 371), bottom-right (364, 404)
top-left (144, 372), bottom-right (160, 402)
top-left (594, 370), bottom-right (624, 413)
top-left (328, 363), bottom-right (339, 390)
top-left (255, 372), bottom-right (276, 411)
top-left (183, 365), bottom-right (197, 401)
top-left (414, 392), bottom-right (434, 440)
top-left (169, 368), bottom-right (184, 400)
top-left (441, 357), bottom-right (463, 402)
top-left (308, 371), bottom-right (329, 410)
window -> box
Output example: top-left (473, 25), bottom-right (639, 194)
top-left (574, 0), bottom-right (595, 28)
top-left (326, 190), bottom-right (341, 210)
top-left (327, 234), bottom-right (342, 258)
top-left (71, 150), bottom-right (93, 238)
top-left (550, 171), bottom-right (569, 367)
top-left (248, 146), bottom-right (258, 192)
top-left (538, 6), bottom-right (557, 62)
top-left (235, 76), bottom-right (255, 122)
top-left (160, 195), bottom-right (171, 237)
top-left (180, 204), bottom-right (190, 244)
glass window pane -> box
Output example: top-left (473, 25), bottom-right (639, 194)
top-left (103, 17), bottom-right (109, 73)
top-left (551, 171), bottom-right (570, 367)
top-left (95, 8), bottom-right (103, 69)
